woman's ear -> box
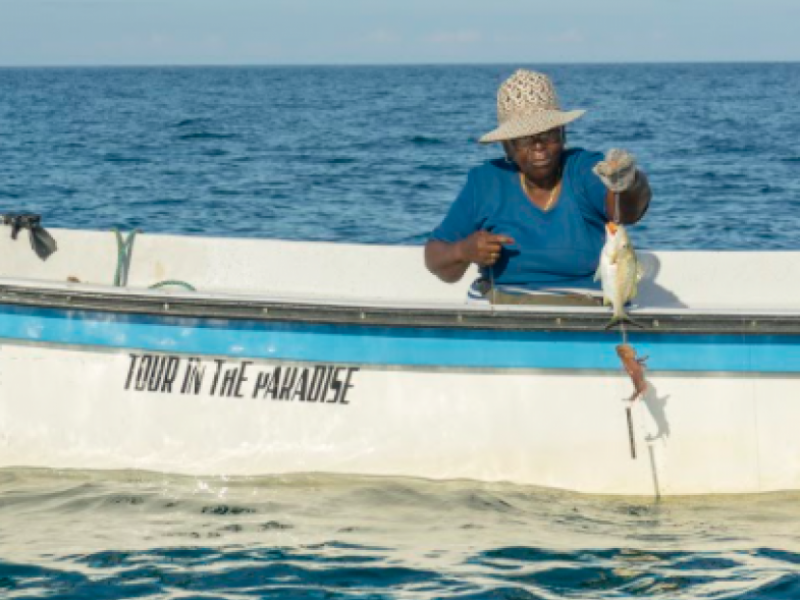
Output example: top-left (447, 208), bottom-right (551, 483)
top-left (501, 141), bottom-right (516, 165)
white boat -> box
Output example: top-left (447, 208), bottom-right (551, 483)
top-left (1, 221), bottom-right (800, 497)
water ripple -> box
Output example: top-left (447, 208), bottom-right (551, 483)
top-left (1, 470), bottom-right (800, 598)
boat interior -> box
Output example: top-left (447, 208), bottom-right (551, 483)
top-left (1, 225), bottom-right (799, 315)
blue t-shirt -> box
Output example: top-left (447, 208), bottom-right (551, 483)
top-left (431, 148), bottom-right (609, 291)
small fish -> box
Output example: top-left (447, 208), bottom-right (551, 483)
top-left (616, 343), bottom-right (648, 460)
top-left (616, 343), bottom-right (648, 401)
top-left (595, 222), bottom-right (643, 328)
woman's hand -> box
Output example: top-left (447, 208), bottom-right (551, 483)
top-left (594, 149), bottom-right (652, 224)
top-left (459, 230), bottom-right (515, 267)
top-left (593, 149), bottom-right (638, 193)
top-left (425, 231), bottom-right (515, 283)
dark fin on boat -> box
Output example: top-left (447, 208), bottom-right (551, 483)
top-left (29, 225), bottom-right (58, 260)
top-left (2, 213), bottom-right (58, 260)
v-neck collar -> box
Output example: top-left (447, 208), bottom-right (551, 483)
top-left (518, 171), bottom-right (563, 215)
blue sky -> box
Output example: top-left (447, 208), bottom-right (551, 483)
top-left (1, 0), bottom-right (799, 66)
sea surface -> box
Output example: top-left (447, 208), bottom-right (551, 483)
top-left (2, 64), bottom-right (800, 599)
top-left (2, 63), bottom-right (800, 248)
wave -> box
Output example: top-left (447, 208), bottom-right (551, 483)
top-left (103, 154), bottom-right (151, 163)
top-left (409, 135), bottom-right (445, 145)
top-left (178, 133), bottom-right (237, 141)
top-left (3, 468), bottom-right (800, 598)
top-left (171, 118), bottom-right (209, 128)
top-left (210, 188), bottom-right (243, 196)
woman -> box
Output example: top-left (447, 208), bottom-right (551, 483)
top-left (425, 69), bottom-right (651, 305)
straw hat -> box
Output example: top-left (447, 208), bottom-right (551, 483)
top-left (479, 69), bottom-right (585, 144)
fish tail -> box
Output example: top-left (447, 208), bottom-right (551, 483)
top-left (604, 313), bottom-right (646, 330)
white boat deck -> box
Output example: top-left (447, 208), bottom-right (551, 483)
top-left (1, 226), bottom-right (800, 315)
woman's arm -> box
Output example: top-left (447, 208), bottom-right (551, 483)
top-left (425, 231), bottom-right (515, 283)
top-left (606, 170), bottom-right (652, 224)
top-left (424, 239), bottom-right (471, 283)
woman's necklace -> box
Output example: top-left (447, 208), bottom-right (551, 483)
top-left (520, 171), bottom-right (561, 211)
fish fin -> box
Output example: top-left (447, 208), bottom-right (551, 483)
top-left (636, 253), bottom-right (658, 281)
top-left (604, 313), bottom-right (646, 330)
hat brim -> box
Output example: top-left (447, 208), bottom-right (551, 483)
top-left (479, 109), bottom-right (586, 144)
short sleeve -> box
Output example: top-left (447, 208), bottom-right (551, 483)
top-left (571, 149), bottom-right (609, 222)
top-left (430, 171), bottom-right (478, 243)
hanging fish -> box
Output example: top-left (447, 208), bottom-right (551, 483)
top-left (616, 344), bottom-right (648, 401)
top-left (616, 343), bottom-right (648, 460)
top-left (595, 222), bottom-right (643, 328)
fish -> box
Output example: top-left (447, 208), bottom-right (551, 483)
top-left (616, 343), bottom-right (648, 401)
top-left (616, 343), bottom-right (648, 460)
top-left (594, 222), bottom-right (643, 328)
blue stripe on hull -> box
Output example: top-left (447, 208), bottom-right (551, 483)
top-left (0, 304), bottom-right (798, 373)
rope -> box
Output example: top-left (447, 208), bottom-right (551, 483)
top-left (113, 228), bottom-right (139, 287)
top-left (148, 280), bottom-right (197, 291)
top-left (112, 228), bottom-right (196, 292)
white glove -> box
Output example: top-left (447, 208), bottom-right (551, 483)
top-left (593, 149), bottom-right (638, 193)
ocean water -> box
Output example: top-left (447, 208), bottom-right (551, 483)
top-left (1, 64), bottom-right (800, 248)
top-left (4, 470), bottom-right (800, 600)
top-left (2, 64), bottom-right (800, 599)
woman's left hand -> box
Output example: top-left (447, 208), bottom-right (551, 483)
top-left (593, 149), bottom-right (637, 193)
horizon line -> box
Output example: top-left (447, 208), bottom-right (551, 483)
top-left (1, 59), bottom-right (800, 69)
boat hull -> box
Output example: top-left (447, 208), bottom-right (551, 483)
top-left (2, 302), bottom-right (799, 496)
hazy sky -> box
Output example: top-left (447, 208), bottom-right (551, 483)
top-left (1, 0), bottom-right (799, 66)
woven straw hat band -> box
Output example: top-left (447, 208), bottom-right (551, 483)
top-left (479, 69), bottom-right (585, 144)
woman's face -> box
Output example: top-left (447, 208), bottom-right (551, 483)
top-left (504, 127), bottom-right (565, 181)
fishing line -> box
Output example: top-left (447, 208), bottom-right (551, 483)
top-left (485, 226), bottom-right (498, 309)
top-left (489, 262), bottom-right (497, 308)
top-left (614, 190), bottom-right (636, 458)
top-left (614, 192), bottom-right (629, 345)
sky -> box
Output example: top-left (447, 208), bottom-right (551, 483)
top-left (1, 0), bottom-right (799, 66)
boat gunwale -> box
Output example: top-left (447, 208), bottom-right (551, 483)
top-left (1, 280), bottom-right (800, 335)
